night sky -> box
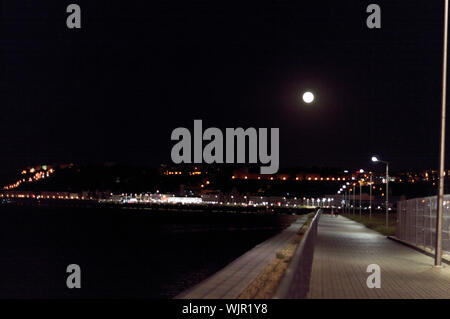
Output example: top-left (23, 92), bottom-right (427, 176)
top-left (1, 1), bottom-right (447, 174)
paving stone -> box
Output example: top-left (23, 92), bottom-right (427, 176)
top-left (308, 215), bottom-right (450, 299)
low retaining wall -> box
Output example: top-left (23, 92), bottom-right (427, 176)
top-left (274, 209), bottom-right (321, 299)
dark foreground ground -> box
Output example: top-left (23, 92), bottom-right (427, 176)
top-left (0, 204), bottom-right (299, 298)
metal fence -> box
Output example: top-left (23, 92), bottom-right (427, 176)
top-left (397, 196), bottom-right (450, 255)
top-left (274, 208), bottom-right (321, 299)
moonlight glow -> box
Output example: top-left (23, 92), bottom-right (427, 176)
top-left (302, 91), bottom-right (314, 103)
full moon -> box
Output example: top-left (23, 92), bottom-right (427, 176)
top-left (302, 91), bottom-right (314, 104)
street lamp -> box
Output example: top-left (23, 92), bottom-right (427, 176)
top-left (369, 172), bottom-right (373, 220)
top-left (347, 188), bottom-right (350, 212)
top-left (435, 0), bottom-right (449, 267)
top-left (359, 179), bottom-right (363, 217)
top-left (372, 155), bottom-right (389, 228)
top-left (341, 186), bottom-right (345, 212)
top-left (345, 189), bottom-right (348, 214)
top-left (358, 169), bottom-right (365, 217)
top-left (352, 184), bottom-right (356, 215)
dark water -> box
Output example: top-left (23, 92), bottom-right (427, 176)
top-left (0, 205), bottom-right (297, 298)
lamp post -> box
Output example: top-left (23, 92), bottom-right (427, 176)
top-left (359, 180), bottom-right (362, 218)
top-left (348, 183), bottom-right (352, 214)
top-left (345, 182), bottom-right (350, 214)
top-left (342, 185), bottom-right (348, 213)
top-left (353, 185), bottom-right (356, 215)
top-left (435, 0), bottom-right (449, 267)
top-left (369, 172), bottom-right (373, 220)
top-left (339, 190), bottom-right (343, 212)
top-left (348, 189), bottom-right (351, 214)
top-left (372, 156), bottom-right (389, 228)
top-left (358, 169), bottom-right (365, 218)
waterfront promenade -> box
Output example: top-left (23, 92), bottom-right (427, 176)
top-left (308, 215), bottom-right (450, 298)
top-left (176, 215), bottom-right (308, 299)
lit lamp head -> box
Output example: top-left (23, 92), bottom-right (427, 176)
top-left (371, 156), bottom-right (380, 163)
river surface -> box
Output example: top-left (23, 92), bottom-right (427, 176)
top-left (0, 205), bottom-right (298, 298)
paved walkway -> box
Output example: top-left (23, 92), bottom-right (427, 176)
top-left (176, 215), bottom-right (308, 299)
top-left (308, 215), bottom-right (450, 298)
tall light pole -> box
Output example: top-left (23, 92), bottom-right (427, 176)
top-left (353, 184), bottom-right (356, 215)
top-left (338, 190), bottom-right (342, 211)
top-left (372, 156), bottom-right (389, 228)
top-left (359, 180), bottom-right (362, 218)
top-left (436, 0), bottom-right (449, 267)
top-left (345, 182), bottom-right (350, 214)
top-left (358, 169), bottom-right (365, 218)
top-left (343, 185), bottom-right (347, 213)
top-left (348, 189), bottom-right (351, 214)
top-left (369, 172), bottom-right (373, 220)
top-left (348, 187), bottom-right (351, 214)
